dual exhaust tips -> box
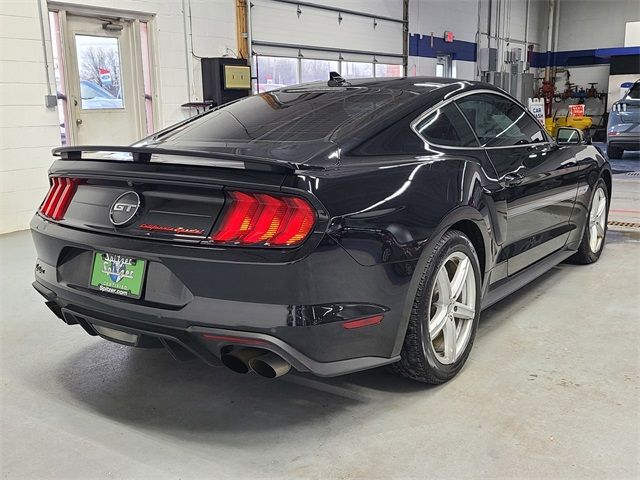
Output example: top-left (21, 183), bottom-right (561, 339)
top-left (221, 348), bottom-right (291, 379)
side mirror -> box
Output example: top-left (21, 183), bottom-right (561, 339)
top-left (556, 127), bottom-right (584, 145)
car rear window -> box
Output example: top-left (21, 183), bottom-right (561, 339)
top-left (161, 88), bottom-right (415, 143)
top-left (626, 82), bottom-right (640, 99)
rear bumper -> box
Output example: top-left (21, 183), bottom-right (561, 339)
top-left (607, 135), bottom-right (640, 150)
top-left (34, 281), bottom-right (398, 376)
top-left (31, 216), bottom-right (410, 376)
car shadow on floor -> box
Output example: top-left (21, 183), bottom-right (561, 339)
top-left (41, 257), bottom-right (592, 439)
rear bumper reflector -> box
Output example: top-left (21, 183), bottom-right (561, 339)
top-left (342, 314), bottom-right (384, 329)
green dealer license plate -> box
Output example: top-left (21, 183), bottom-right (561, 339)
top-left (90, 252), bottom-right (147, 299)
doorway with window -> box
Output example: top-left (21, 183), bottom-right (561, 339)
top-left (436, 55), bottom-right (453, 78)
top-left (49, 9), bottom-right (155, 145)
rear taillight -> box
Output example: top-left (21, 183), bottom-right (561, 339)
top-left (211, 191), bottom-right (316, 247)
top-left (39, 177), bottom-right (81, 221)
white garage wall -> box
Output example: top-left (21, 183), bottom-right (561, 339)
top-left (0, 0), bottom-right (237, 234)
top-left (408, 0), bottom-right (478, 78)
top-left (554, 0), bottom-right (640, 94)
top-left (410, 0), bottom-right (550, 79)
top-left (1, 1), bottom-right (62, 233)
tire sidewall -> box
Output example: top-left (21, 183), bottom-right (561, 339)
top-left (416, 232), bottom-right (482, 380)
top-left (583, 179), bottom-right (609, 262)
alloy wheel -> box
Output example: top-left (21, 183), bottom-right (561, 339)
top-left (588, 187), bottom-right (607, 253)
top-left (427, 252), bottom-right (477, 365)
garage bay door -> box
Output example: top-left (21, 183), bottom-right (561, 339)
top-left (250, 0), bottom-right (406, 91)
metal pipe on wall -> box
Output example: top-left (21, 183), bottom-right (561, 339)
top-left (181, 0), bottom-right (194, 102)
top-left (487, 0), bottom-right (493, 49)
top-left (403, 0), bottom-right (409, 76)
top-left (476, 0), bottom-right (482, 78)
top-left (36, 0), bottom-right (52, 97)
top-left (524, 0), bottom-right (529, 71)
top-left (545, 0), bottom-right (555, 81)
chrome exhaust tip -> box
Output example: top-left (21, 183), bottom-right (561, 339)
top-left (221, 348), bottom-right (265, 374)
top-left (249, 352), bottom-right (291, 379)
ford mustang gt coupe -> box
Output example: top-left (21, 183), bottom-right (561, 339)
top-left (31, 77), bottom-right (611, 383)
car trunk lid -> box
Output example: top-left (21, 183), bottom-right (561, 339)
top-left (44, 146), bottom-right (310, 244)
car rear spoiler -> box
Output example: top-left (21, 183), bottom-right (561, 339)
top-left (52, 145), bottom-right (324, 173)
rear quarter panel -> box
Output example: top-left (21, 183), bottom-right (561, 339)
top-left (286, 153), bottom-right (498, 271)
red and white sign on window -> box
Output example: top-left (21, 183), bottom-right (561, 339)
top-left (568, 104), bottom-right (585, 117)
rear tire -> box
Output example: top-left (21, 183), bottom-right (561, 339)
top-left (568, 179), bottom-right (609, 265)
top-left (607, 145), bottom-right (623, 159)
top-left (392, 230), bottom-right (481, 384)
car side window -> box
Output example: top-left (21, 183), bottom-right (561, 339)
top-left (414, 103), bottom-right (479, 147)
top-left (350, 115), bottom-right (426, 156)
top-left (456, 93), bottom-right (547, 147)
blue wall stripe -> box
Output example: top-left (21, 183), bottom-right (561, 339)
top-left (409, 34), bottom-right (476, 62)
top-left (409, 33), bottom-right (640, 68)
top-left (529, 46), bottom-right (640, 68)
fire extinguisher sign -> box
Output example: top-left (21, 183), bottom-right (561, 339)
top-left (527, 98), bottom-right (545, 126)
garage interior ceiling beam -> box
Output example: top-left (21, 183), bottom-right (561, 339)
top-left (270, 0), bottom-right (406, 25)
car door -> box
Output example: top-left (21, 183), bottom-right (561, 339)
top-left (456, 92), bottom-right (580, 275)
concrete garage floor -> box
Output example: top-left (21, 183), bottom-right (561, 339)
top-left (1, 166), bottom-right (639, 479)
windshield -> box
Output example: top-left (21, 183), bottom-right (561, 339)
top-left (157, 87), bottom-right (417, 144)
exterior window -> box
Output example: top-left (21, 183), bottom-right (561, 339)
top-left (375, 64), bottom-right (403, 77)
top-left (456, 93), bottom-right (547, 147)
top-left (75, 35), bottom-right (124, 109)
top-left (301, 59), bottom-right (339, 83)
top-left (342, 61), bottom-right (373, 79)
top-left (255, 56), bottom-right (298, 93)
top-left (415, 104), bottom-right (478, 147)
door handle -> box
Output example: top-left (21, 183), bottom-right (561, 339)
top-left (76, 118), bottom-right (83, 126)
top-left (502, 173), bottom-right (524, 186)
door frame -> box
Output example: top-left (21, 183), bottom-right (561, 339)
top-left (48, 3), bottom-right (160, 145)
top-left (436, 54), bottom-right (453, 78)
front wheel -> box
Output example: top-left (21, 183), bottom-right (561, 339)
top-left (569, 179), bottom-right (609, 264)
top-left (392, 230), bottom-right (481, 384)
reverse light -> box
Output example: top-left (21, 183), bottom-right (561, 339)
top-left (211, 191), bottom-right (316, 247)
top-left (39, 177), bottom-right (81, 221)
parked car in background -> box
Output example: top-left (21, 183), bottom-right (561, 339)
top-left (607, 79), bottom-right (640, 159)
top-left (32, 77), bottom-right (611, 384)
top-left (80, 80), bottom-right (123, 109)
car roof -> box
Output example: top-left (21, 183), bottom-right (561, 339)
top-left (287, 77), bottom-right (494, 95)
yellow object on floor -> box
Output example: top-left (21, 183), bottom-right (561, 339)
top-left (545, 116), bottom-right (593, 137)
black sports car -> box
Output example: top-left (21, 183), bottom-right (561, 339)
top-left (31, 77), bottom-right (611, 383)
